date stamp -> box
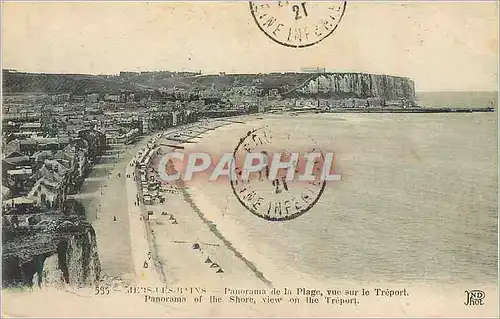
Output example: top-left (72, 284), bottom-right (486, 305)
top-left (229, 126), bottom-right (339, 221)
top-left (249, 1), bottom-right (347, 48)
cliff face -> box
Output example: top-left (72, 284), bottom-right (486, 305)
top-left (2, 70), bottom-right (416, 101)
top-left (2, 220), bottom-right (101, 288)
top-left (297, 73), bottom-right (416, 100)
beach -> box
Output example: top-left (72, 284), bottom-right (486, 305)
top-left (3, 110), bottom-right (497, 317)
top-left (180, 113), bottom-right (497, 284)
top-left (139, 111), bottom-right (497, 316)
top-left (134, 117), bottom-right (271, 288)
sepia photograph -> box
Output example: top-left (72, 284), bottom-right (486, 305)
top-left (1, 1), bottom-right (498, 317)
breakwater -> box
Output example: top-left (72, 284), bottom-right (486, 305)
top-left (324, 107), bottom-right (495, 114)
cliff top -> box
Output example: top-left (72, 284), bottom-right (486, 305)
top-left (3, 218), bottom-right (95, 263)
top-left (3, 70), bottom-right (415, 95)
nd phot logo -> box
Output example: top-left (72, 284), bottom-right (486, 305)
top-left (464, 289), bottom-right (485, 306)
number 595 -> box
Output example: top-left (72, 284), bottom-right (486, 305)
top-left (95, 286), bottom-right (110, 295)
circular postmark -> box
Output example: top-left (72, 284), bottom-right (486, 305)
top-left (230, 126), bottom-right (326, 221)
top-left (249, 1), bottom-right (347, 48)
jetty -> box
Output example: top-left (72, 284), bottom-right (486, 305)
top-left (164, 137), bottom-right (197, 143)
top-left (160, 143), bottom-right (184, 149)
top-left (324, 107), bottom-right (495, 114)
top-left (221, 119), bottom-right (246, 124)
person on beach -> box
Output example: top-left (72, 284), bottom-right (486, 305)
top-left (11, 214), bottom-right (19, 228)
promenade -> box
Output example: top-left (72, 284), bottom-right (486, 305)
top-left (72, 136), bottom-right (157, 283)
top-left (74, 116), bottom-right (268, 290)
top-left (133, 118), bottom-right (270, 289)
top-left (125, 150), bottom-right (163, 285)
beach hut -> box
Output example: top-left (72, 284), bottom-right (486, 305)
top-left (148, 182), bottom-right (159, 191)
top-left (143, 195), bottom-right (153, 205)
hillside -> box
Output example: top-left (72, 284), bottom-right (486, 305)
top-left (2, 71), bottom-right (142, 95)
top-left (133, 72), bottom-right (416, 100)
top-left (3, 70), bottom-right (416, 100)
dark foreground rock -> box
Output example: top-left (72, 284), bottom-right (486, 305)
top-left (2, 218), bottom-right (101, 288)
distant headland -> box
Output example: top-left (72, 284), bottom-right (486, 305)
top-left (2, 69), bottom-right (494, 113)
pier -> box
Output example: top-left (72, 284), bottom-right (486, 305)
top-left (325, 107), bottom-right (495, 114)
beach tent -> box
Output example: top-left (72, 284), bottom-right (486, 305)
top-left (143, 195), bottom-right (153, 205)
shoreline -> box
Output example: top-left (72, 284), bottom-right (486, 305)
top-left (122, 119), bottom-right (240, 285)
top-left (146, 113), bottom-right (498, 289)
top-left (324, 106), bottom-right (495, 113)
top-left (178, 182), bottom-right (273, 287)
top-left (127, 116), bottom-right (263, 282)
top-left (134, 115), bottom-right (273, 289)
top-left (2, 113), bottom-right (498, 317)
top-left (122, 113), bottom-right (499, 315)
top-left (264, 107), bottom-right (495, 117)
top-left (79, 118), bottom-right (241, 285)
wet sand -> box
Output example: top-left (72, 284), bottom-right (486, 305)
top-left (67, 118), bottom-right (255, 286)
top-left (139, 117), bottom-right (270, 288)
top-left (140, 115), bottom-right (499, 317)
top-left (3, 116), bottom-right (497, 317)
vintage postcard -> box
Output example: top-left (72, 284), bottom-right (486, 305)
top-left (1, 1), bottom-right (498, 317)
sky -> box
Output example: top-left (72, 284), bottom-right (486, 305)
top-left (2, 1), bottom-right (498, 91)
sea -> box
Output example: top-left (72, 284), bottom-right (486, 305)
top-left (185, 91), bottom-right (498, 285)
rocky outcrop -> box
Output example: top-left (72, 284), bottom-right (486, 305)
top-left (2, 219), bottom-right (101, 288)
top-left (296, 73), bottom-right (415, 100)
